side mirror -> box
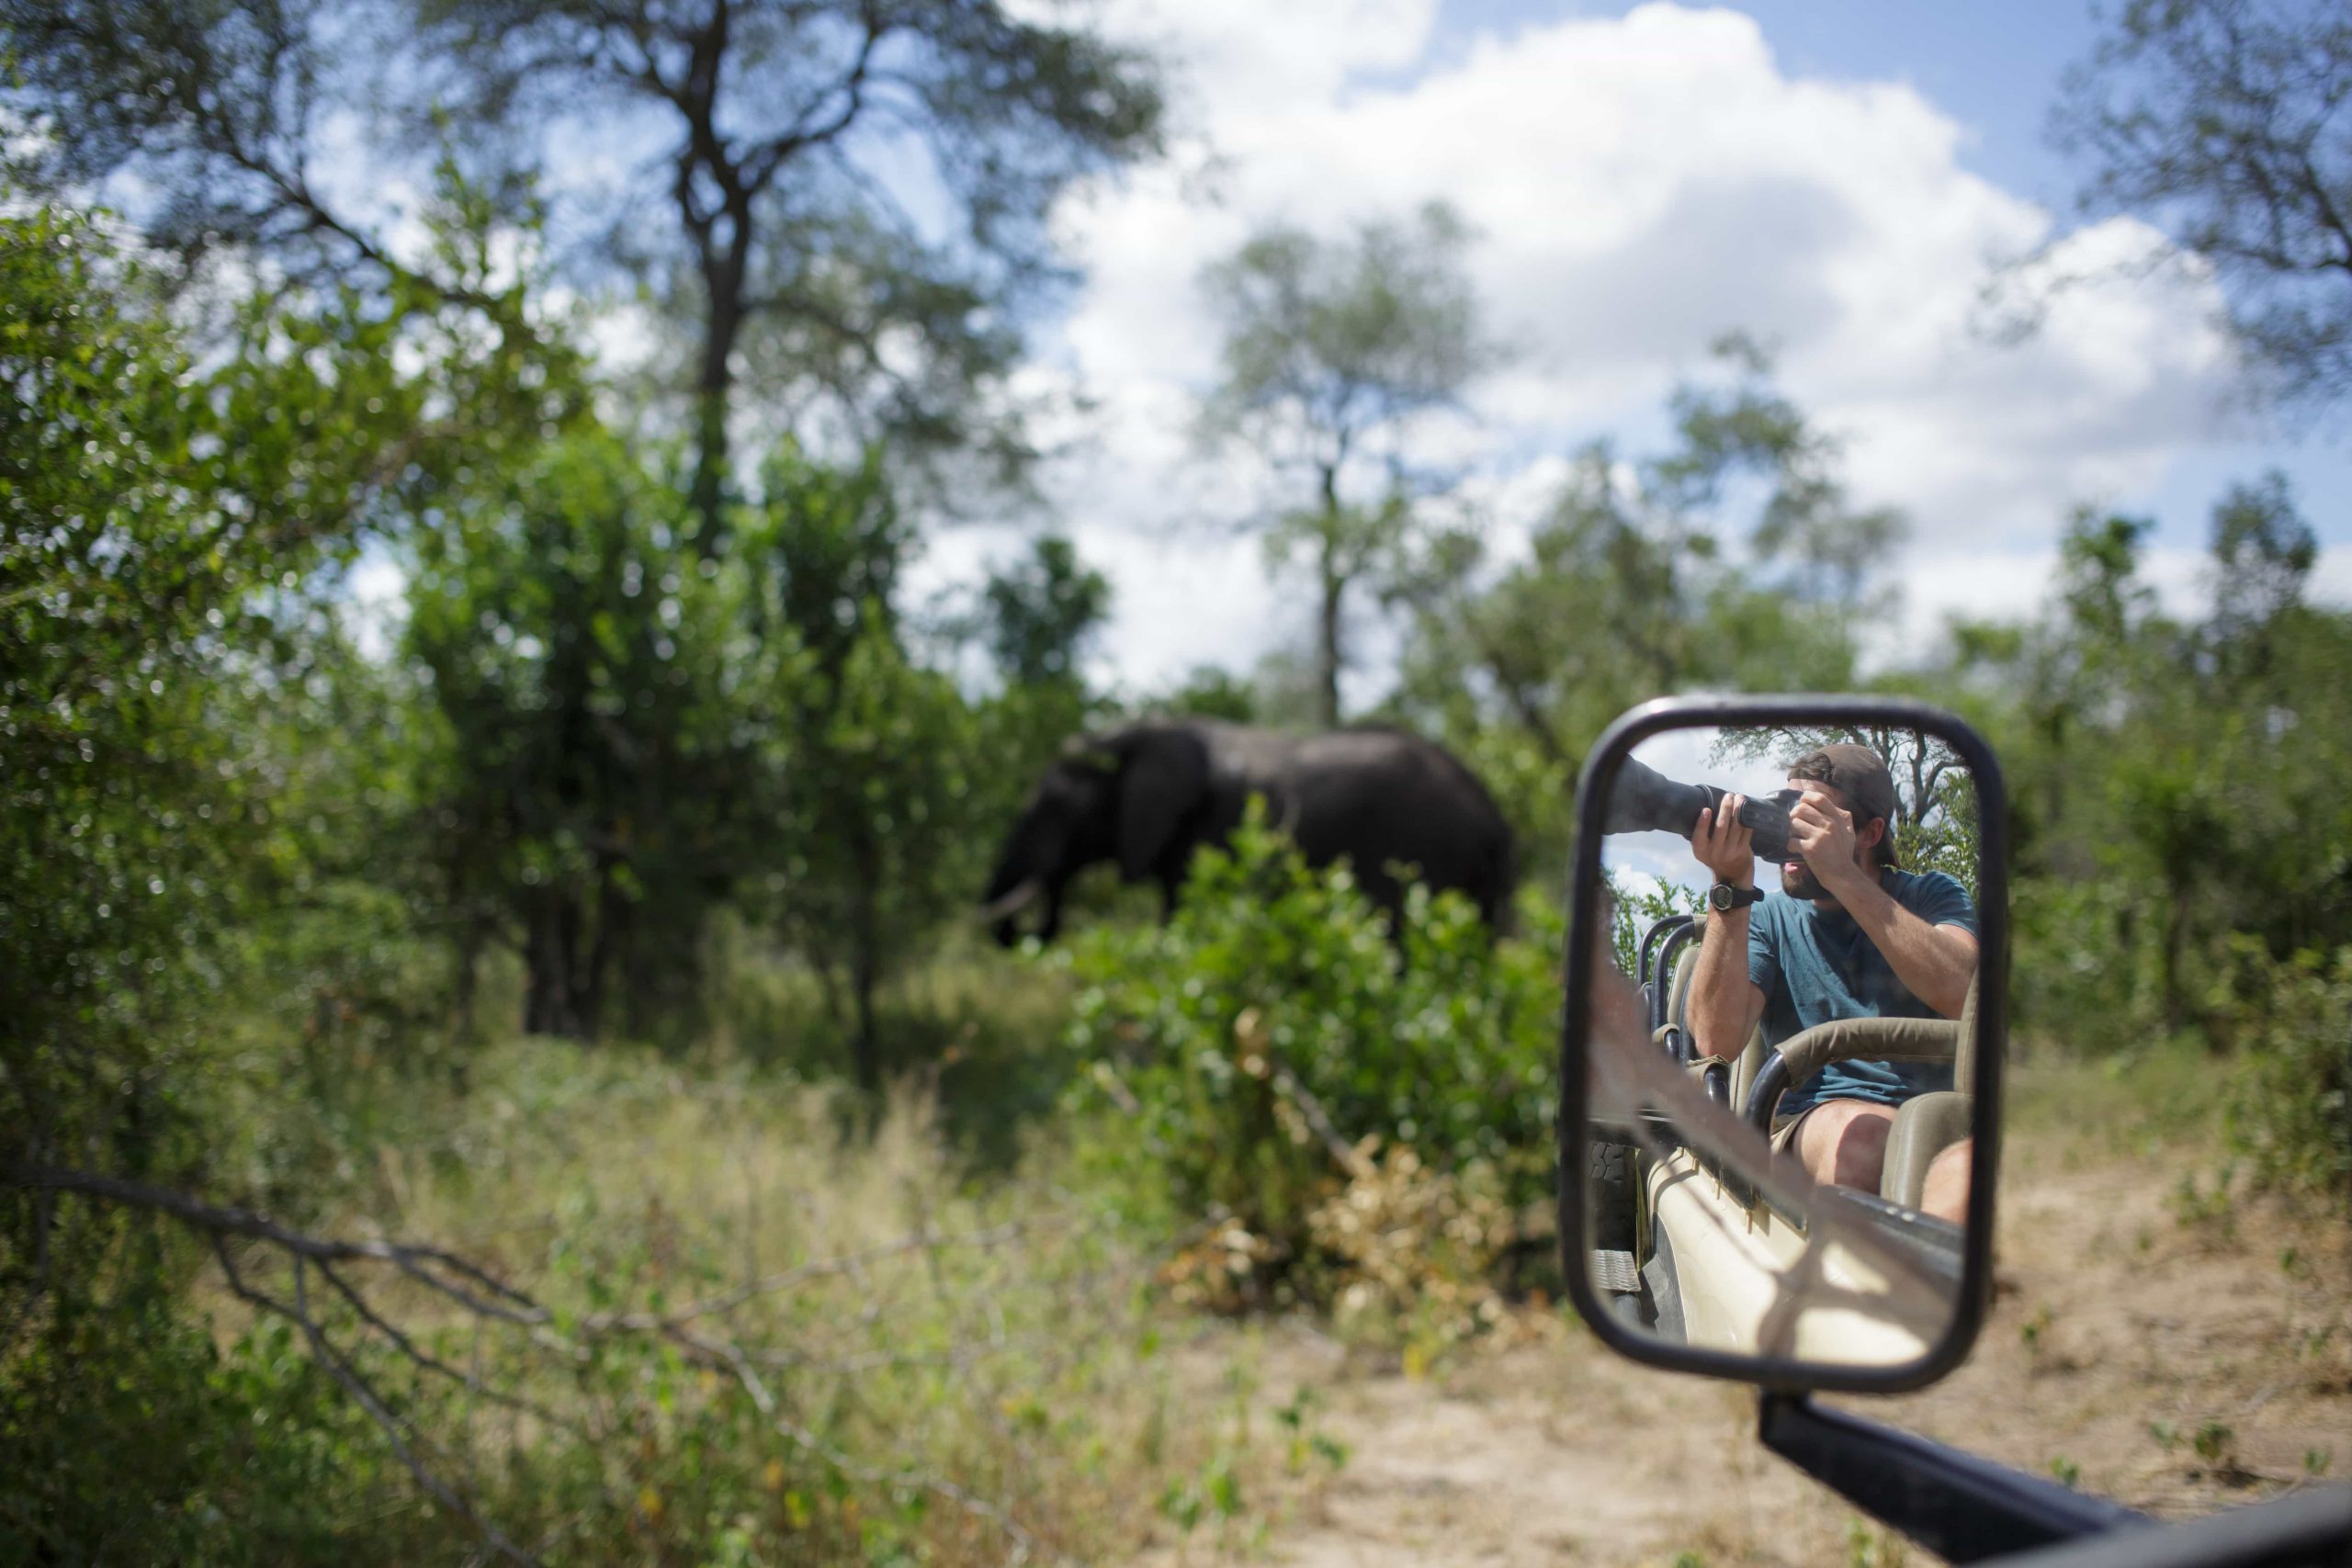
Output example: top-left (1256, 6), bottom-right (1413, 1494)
top-left (1558, 695), bottom-right (2008, 1393)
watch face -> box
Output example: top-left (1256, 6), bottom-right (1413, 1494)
top-left (1709, 883), bottom-right (1733, 911)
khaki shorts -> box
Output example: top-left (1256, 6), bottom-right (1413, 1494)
top-left (1770, 1102), bottom-right (1823, 1155)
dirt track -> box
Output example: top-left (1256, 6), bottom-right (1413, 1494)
top-left (1141, 1156), bottom-right (2352, 1566)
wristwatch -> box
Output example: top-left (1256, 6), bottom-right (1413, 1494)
top-left (1708, 881), bottom-right (1764, 913)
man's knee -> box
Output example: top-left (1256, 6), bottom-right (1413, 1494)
top-left (1797, 1100), bottom-right (1896, 1190)
top-left (1920, 1139), bottom-right (1971, 1224)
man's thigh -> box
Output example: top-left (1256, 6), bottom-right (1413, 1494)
top-left (1790, 1098), bottom-right (1898, 1191)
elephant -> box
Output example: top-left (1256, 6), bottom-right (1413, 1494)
top-left (978, 719), bottom-right (1515, 944)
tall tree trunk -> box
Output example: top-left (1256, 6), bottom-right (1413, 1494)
top-left (1315, 462), bottom-right (1346, 728)
top-left (2163, 877), bottom-right (2194, 1039)
top-left (849, 849), bottom-right (885, 1092)
top-left (522, 893), bottom-right (595, 1042)
top-left (852, 953), bottom-right (880, 1095)
top-left (687, 202), bottom-right (754, 553)
top-left (1316, 547), bottom-right (1343, 729)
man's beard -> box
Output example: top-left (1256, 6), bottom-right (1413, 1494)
top-left (1780, 860), bottom-right (1829, 903)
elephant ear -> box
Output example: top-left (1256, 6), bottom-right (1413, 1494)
top-left (1107, 725), bottom-right (1211, 883)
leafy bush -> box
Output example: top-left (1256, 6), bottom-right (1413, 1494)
top-left (1058, 813), bottom-right (1559, 1299)
top-left (7, 1040), bottom-right (1249, 1566)
top-left (2219, 943), bottom-right (2352, 1203)
top-left (0, 1292), bottom-right (408, 1564)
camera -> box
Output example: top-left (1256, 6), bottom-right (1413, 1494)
top-left (1600, 756), bottom-right (1801, 863)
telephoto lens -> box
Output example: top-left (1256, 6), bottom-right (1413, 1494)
top-left (1600, 757), bottom-right (1797, 863)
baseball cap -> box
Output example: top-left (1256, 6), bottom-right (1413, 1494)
top-left (1787, 742), bottom-right (1901, 866)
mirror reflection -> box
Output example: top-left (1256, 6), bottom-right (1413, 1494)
top-left (1583, 724), bottom-right (1985, 1370)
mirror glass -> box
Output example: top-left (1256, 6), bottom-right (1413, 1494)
top-left (1579, 720), bottom-right (1988, 1371)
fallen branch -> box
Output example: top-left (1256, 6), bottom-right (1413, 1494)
top-left (4, 1161), bottom-right (1115, 1565)
top-left (209, 1234), bottom-right (542, 1567)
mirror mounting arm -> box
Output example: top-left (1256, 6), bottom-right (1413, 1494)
top-left (1757, 1393), bottom-right (2149, 1562)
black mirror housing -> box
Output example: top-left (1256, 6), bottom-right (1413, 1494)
top-left (1557, 694), bottom-right (2010, 1395)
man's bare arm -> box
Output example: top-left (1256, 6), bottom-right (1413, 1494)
top-left (1828, 877), bottom-right (1978, 1020)
top-left (1688, 798), bottom-right (1768, 1060)
top-left (1788, 788), bottom-right (1978, 1019)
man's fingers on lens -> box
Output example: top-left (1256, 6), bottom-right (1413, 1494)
top-left (1796, 789), bottom-right (1849, 828)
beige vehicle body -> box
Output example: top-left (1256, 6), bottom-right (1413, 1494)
top-left (1602, 908), bottom-right (1971, 1371)
top-left (1642, 1142), bottom-right (1945, 1366)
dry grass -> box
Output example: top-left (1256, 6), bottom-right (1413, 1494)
top-left (1132, 1044), bottom-right (2352, 1567)
top-left (192, 1036), bottom-right (1261, 1565)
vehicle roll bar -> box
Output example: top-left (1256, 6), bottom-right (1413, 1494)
top-left (1740, 1015), bottom-right (1967, 1133)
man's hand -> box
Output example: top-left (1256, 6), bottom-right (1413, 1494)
top-left (1788, 786), bottom-right (1868, 895)
top-left (1693, 793), bottom-right (1756, 886)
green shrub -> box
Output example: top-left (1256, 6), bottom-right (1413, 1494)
top-left (0, 1286), bottom-right (411, 1565)
top-left (1057, 813), bottom-right (1559, 1295)
top-left (2219, 943), bottom-right (2352, 1202)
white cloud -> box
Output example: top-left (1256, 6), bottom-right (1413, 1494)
top-left (1029, 1), bottom-right (2251, 697)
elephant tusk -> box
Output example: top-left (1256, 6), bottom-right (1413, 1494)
top-left (977, 880), bottom-right (1043, 921)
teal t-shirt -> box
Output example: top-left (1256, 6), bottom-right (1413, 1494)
top-left (1747, 868), bottom-right (1977, 1114)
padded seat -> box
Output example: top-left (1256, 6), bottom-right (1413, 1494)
top-left (1878, 975), bottom-right (1980, 1209)
top-left (1659, 911), bottom-right (1768, 1098)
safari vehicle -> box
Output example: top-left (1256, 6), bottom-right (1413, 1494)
top-left (1595, 908), bottom-right (1973, 1368)
top-left (1558, 695), bottom-right (2352, 1566)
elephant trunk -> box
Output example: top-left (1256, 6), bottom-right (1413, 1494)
top-left (977, 878), bottom-right (1043, 924)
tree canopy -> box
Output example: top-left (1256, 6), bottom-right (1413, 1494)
top-left (2054, 0), bottom-right (2352, 417)
top-left (1199, 201), bottom-right (1491, 726)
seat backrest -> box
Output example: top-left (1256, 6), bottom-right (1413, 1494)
top-left (1879, 972), bottom-right (1983, 1208)
top-left (1729, 1020), bottom-right (1769, 1108)
top-left (1953, 970), bottom-right (1981, 1086)
top-left (1665, 939), bottom-right (1700, 1033)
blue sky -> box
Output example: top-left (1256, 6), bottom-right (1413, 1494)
top-left (1527, 2), bottom-right (2101, 202)
top-left (1534, 0), bottom-right (2352, 559)
top-left (313, 0), bottom-right (2342, 693)
top-left (933, 0), bottom-right (2347, 699)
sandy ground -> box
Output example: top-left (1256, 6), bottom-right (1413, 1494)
top-left (1136, 1153), bottom-right (2352, 1567)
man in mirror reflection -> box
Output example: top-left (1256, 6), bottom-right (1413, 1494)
top-left (1686, 745), bottom-right (1977, 1221)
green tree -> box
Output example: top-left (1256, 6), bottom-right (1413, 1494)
top-left (418, 0), bottom-right (1165, 541)
top-left (4, 1), bottom-right (1166, 542)
top-left (744, 448), bottom-right (979, 1089)
top-left (1199, 203), bottom-right (1490, 726)
top-left (1390, 344), bottom-right (1891, 864)
top-left (1158, 664), bottom-right (1260, 724)
top-left (1, 174), bottom-right (570, 1234)
top-left (0, 5), bottom-right (536, 313)
top-left (2, 197), bottom-right (262, 1211)
top-left (2052, 0), bottom-right (2352, 416)
top-left (983, 534), bottom-right (1111, 690)
top-left (401, 431), bottom-right (750, 1042)
top-left (1946, 478), bottom-right (2352, 1047)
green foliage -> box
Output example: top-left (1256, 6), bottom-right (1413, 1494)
top-left (1392, 342), bottom-right (1891, 865)
top-left (2219, 944), bottom-right (2352, 1202)
top-left (1953, 487), bottom-right (2352, 1058)
top-left (1199, 201), bottom-right (1491, 725)
top-left (403, 428), bottom-right (746, 1042)
top-left (1058, 813), bottom-right (1558, 1284)
top-left (2053, 0), bottom-right (2352, 416)
top-left (982, 534), bottom-right (1111, 689)
top-left (1159, 663), bottom-right (1261, 722)
top-left (1, 178), bottom-right (532, 1219)
top-left (745, 446), bottom-right (988, 1087)
top-left (2, 196), bottom-right (259, 1197)
top-left (0, 1295), bottom-right (407, 1564)
top-left (1608, 870), bottom-right (1703, 979)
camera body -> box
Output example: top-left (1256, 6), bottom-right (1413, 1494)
top-left (1600, 756), bottom-right (1802, 863)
